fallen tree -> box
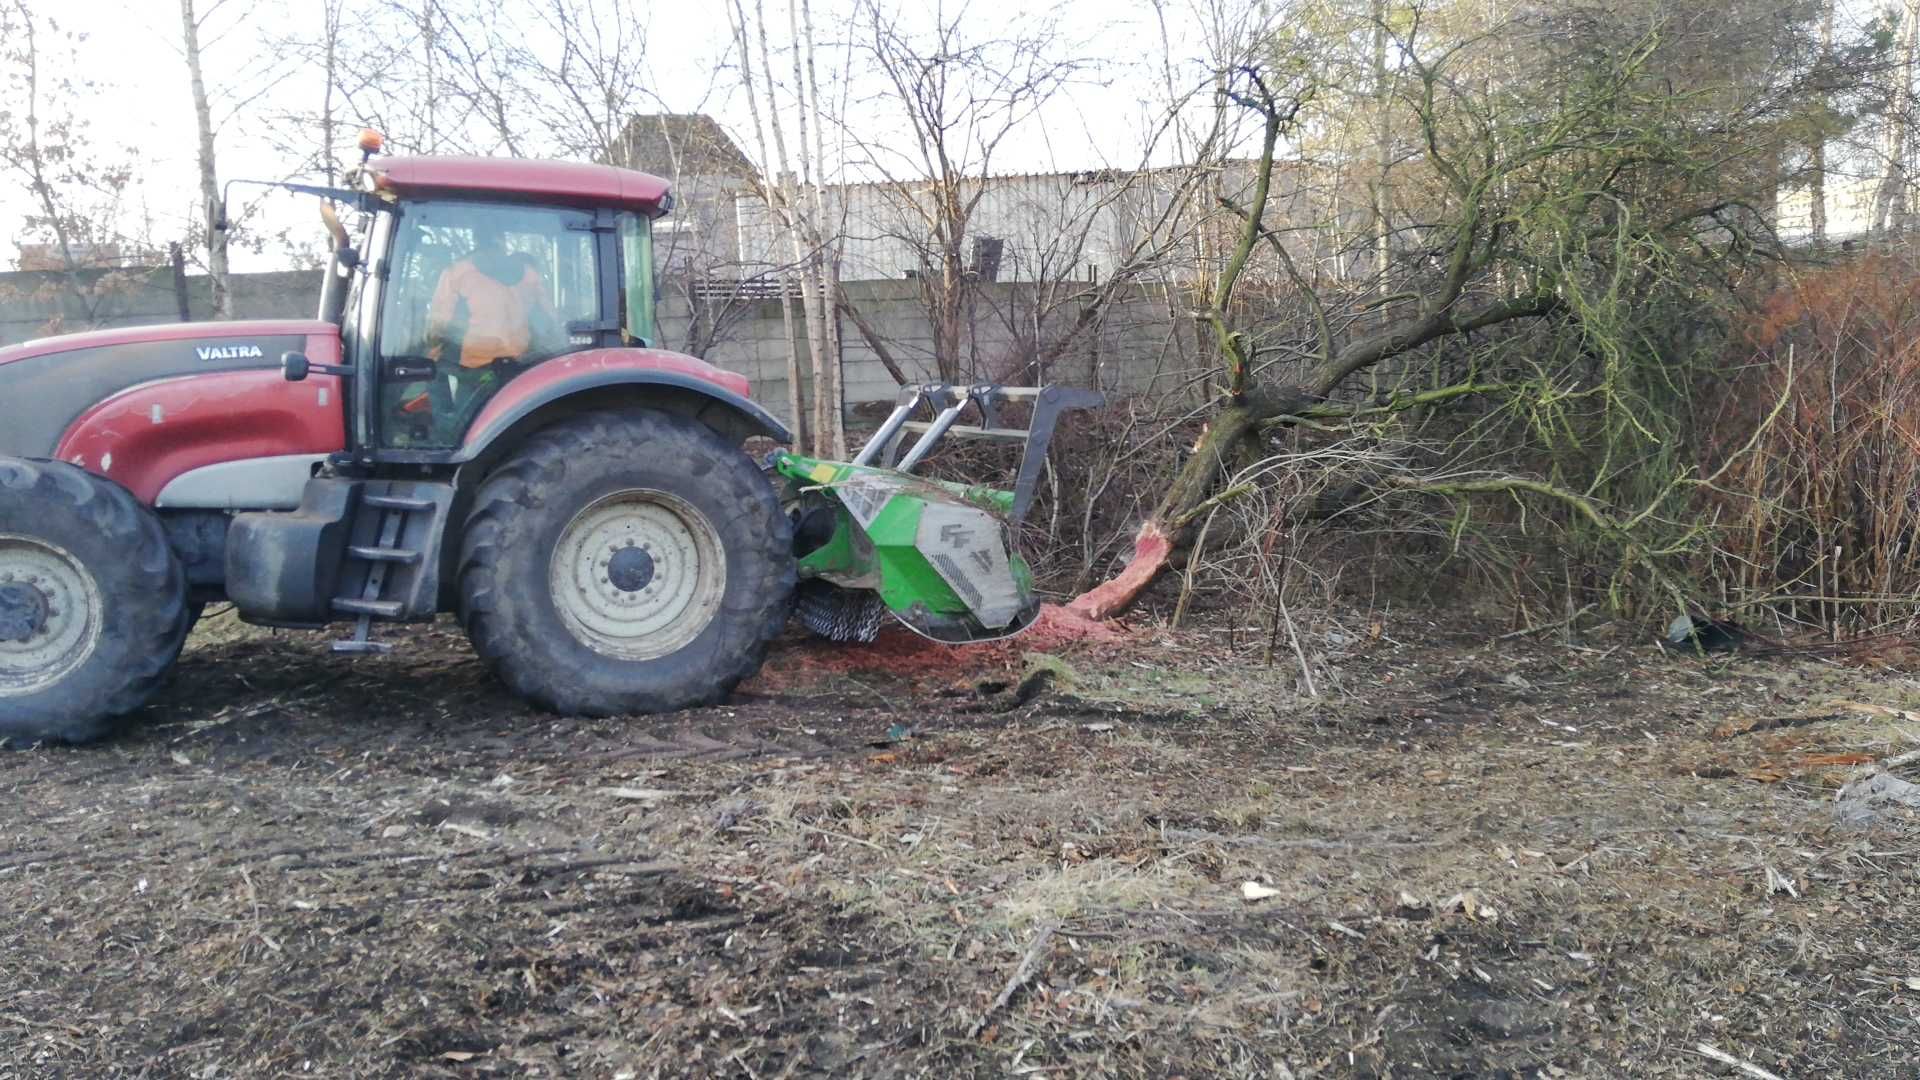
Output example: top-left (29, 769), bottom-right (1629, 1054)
top-left (1070, 1), bottom-right (1848, 620)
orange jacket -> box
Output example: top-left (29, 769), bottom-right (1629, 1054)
top-left (428, 257), bottom-right (556, 369)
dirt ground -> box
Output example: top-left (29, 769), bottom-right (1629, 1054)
top-left (3, 603), bottom-right (1918, 1078)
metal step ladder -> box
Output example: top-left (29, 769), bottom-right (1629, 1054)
top-left (331, 492), bottom-right (433, 655)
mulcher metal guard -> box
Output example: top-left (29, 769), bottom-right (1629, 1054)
top-left (777, 383), bottom-right (1101, 644)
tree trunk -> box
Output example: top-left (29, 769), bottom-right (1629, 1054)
top-left (800, 0), bottom-right (845, 457)
top-left (1810, 0), bottom-right (1832, 244)
top-left (838, 290), bottom-right (910, 386)
top-left (938, 197), bottom-right (967, 382)
top-left (785, 0), bottom-right (842, 458)
top-left (1370, 0), bottom-right (1392, 279)
top-left (180, 0), bottom-right (229, 319)
top-left (420, 1), bottom-right (440, 152)
top-left (749, 0), bottom-right (830, 455)
top-left (169, 242), bottom-right (191, 321)
top-left (1874, 0), bottom-right (1918, 235)
top-left (1065, 402), bottom-right (1259, 620)
top-left (11, 7), bottom-right (92, 320)
top-left (728, 0), bottom-right (806, 447)
top-left (320, 0), bottom-right (342, 186)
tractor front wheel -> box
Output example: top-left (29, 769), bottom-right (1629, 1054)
top-left (0, 459), bottom-right (191, 745)
top-left (458, 410), bottom-right (794, 715)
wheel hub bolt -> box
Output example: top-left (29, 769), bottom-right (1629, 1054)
top-left (605, 546), bottom-right (657, 594)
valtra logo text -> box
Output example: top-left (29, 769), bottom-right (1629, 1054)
top-left (196, 344), bottom-right (265, 361)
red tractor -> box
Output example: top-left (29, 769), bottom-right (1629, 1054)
top-left (1, 134), bottom-right (1098, 745)
top-left (0, 141), bottom-right (801, 744)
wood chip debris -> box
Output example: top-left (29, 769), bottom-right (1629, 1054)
top-left (1693, 1042), bottom-right (1785, 1080)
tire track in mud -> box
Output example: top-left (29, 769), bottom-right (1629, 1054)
top-left (110, 629), bottom-right (919, 771)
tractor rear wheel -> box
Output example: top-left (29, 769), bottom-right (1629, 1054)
top-left (0, 459), bottom-right (191, 745)
top-left (458, 410), bottom-right (794, 716)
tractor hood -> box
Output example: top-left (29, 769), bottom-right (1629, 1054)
top-left (0, 319), bottom-right (334, 368)
top-left (0, 319), bottom-right (341, 463)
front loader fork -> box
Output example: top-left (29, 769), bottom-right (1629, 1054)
top-left (772, 380), bottom-right (1103, 646)
top-left (853, 383), bottom-right (1103, 524)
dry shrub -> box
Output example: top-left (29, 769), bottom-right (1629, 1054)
top-left (1707, 253), bottom-right (1920, 634)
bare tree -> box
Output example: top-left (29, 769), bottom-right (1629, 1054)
top-left (0, 0), bottom-right (141, 330)
top-left (1873, 0), bottom-right (1920, 234)
top-left (849, 1), bottom-right (1087, 384)
top-left (728, 0), bottom-right (810, 448)
top-left (790, 0), bottom-right (845, 457)
top-left (749, 0), bottom-right (830, 454)
top-left (1369, 0), bottom-right (1392, 279)
top-left (254, 0), bottom-right (361, 190)
top-left (180, 0), bottom-right (230, 318)
top-left (1071, 1), bottom-right (1840, 619)
top-left (728, 0), bottom-right (850, 455)
top-left (523, 0), bottom-right (653, 162)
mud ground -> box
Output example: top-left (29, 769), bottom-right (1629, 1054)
top-left (3, 606), bottom-right (1918, 1078)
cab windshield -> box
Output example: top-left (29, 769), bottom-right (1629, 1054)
top-left (368, 199), bottom-right (660, 450)
top-left (374, 201), bottom-right (596, 448)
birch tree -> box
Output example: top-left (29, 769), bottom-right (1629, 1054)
top-left (1872, 0), bottom-right (1919, 234)
top-left (749, 0), bottom-right (830, 456)
top-left (790, 0), bottom-right (845, 457)
top-left (730, 0), bottom-right (846, 456)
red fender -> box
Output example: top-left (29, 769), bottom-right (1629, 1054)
top-left (454, 348), bottom-right (788, 463)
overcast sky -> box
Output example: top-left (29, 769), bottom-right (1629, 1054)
top-left (6, 0), bottom-right (1246, 273)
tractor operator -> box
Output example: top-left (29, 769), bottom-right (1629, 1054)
top-left (422, 225), bottom-right (560, 438)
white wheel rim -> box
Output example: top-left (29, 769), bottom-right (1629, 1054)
top-left (0, 534), bottom-right (104, 696)
top-left (548, 489), bottom-right (727, 661)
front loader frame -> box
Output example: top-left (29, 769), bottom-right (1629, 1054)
top-left (780, 382), bottom-right (1103, 644)
top-left (852, 383), bottom-right (1104, 524)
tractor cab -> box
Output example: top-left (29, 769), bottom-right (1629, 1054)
top-left (315, 144), bottom-right (671, 458)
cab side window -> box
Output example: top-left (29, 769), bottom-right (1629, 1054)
top-left (377, 201), bottom-right (600, 448)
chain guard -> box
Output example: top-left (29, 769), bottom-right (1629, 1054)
top-left (888, 599), bottom-right (1041, 645)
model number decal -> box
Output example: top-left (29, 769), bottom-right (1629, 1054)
top-left (196, 344), bottom-right (264, 361)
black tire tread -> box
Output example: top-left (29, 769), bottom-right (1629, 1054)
top-left (0, 458), bottom-right (191, 745)
top-left (457, 410), bottom-right (794, 716)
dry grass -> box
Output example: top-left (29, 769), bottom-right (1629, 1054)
top-left (1711, 254), bottom-right (1920, 635)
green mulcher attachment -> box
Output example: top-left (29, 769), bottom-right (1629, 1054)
top-left (775, 383), bottom-right (1102, 644)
